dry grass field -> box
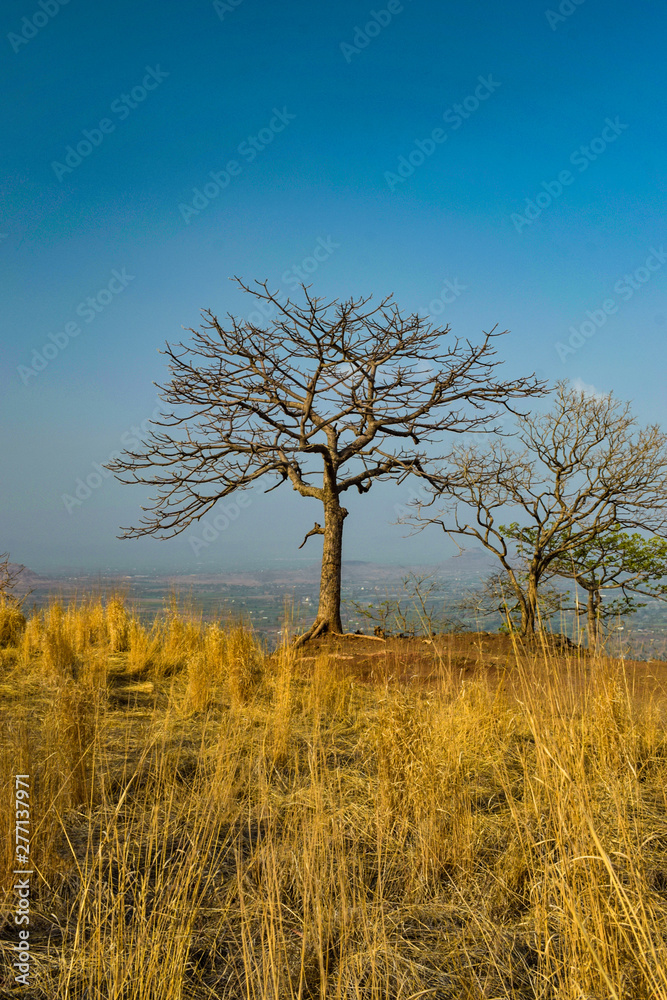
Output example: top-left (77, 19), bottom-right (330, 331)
top-left (3, 597), bottom-right (667, 998)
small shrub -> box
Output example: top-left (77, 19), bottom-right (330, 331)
top-left (42, 679), bottom-right (97, 809)
top-left (0, 646), bottom-right (19, 668)
top-left (106, 595), bottom-right (131, 652)
top-left (67, 598), bottom-right (107, 654)
top-left (127, 619), bottom-right (163, 675)
top-left (42, 602), bottom-right (79, 680)
top-left (0, 598), bottom-right (26, 647)
top-left (225, 626), bottom-right (263, 706)
top-left (78, 647), bottom-right (109, 690)
top-left (20, 609), bottom-right (43, 662)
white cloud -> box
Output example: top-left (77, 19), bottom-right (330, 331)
top-left (570, 377), bottom-right (609, 400)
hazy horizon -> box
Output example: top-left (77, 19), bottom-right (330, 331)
top-left (10, 543), bottom-right (497, 580)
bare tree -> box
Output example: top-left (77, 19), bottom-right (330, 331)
top-left (348, 572), bottom-right (464, 638)
top-left (0, 553), bottom-right (27, 606)
top-left (0, 553), bottom-right (30, 647)
top-left (457, 567), bottom-right (569, 634)
top-left (408, 382), bottom-right (667, 636)
top-left (107, 280), bottom-right (544, 644)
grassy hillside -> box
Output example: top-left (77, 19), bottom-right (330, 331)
top-left (2, 597), bottom-right (667, 998)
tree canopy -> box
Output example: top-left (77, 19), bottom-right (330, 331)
top-left (406, 382), bottom-right (667, 636)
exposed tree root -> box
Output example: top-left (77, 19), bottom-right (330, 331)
top-left (293, 621), bottom-right (388, 648)
top-left (293, 618), bottom-right (331, 649)
top-left (338, 632), bottom-right (385, 641)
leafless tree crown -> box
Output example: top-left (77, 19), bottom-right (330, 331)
top-left (107, 280), bottom-right (545, 539)
top-left (406, 382), bottom-right (667, 635)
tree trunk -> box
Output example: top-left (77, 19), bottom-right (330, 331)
top-left (520, 601), bottom-right (536, 636)
top-left (500, 564), bottom-right (531, 635)
top-left (317, 498), bottom-right (347, 633)
top-left (587, 588), bottom-right (601, 649)
top-left (519, 572), bottom-right (538, 636)
top-left (294, 497), bottom-right (348, 646)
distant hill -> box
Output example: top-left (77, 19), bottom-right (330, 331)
top-left (3, 562), bottom-right (45, 594)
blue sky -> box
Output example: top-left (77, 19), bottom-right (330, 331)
top-left (1, 0), bottom-right (665, 573)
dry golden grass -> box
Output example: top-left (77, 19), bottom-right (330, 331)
top-left (2, 598), bottom-right (667, 997)
top-left (0, 598), bottom-right (26, 649)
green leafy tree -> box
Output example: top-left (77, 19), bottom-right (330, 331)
top-left (506, 524), bottom-right (667, 647)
